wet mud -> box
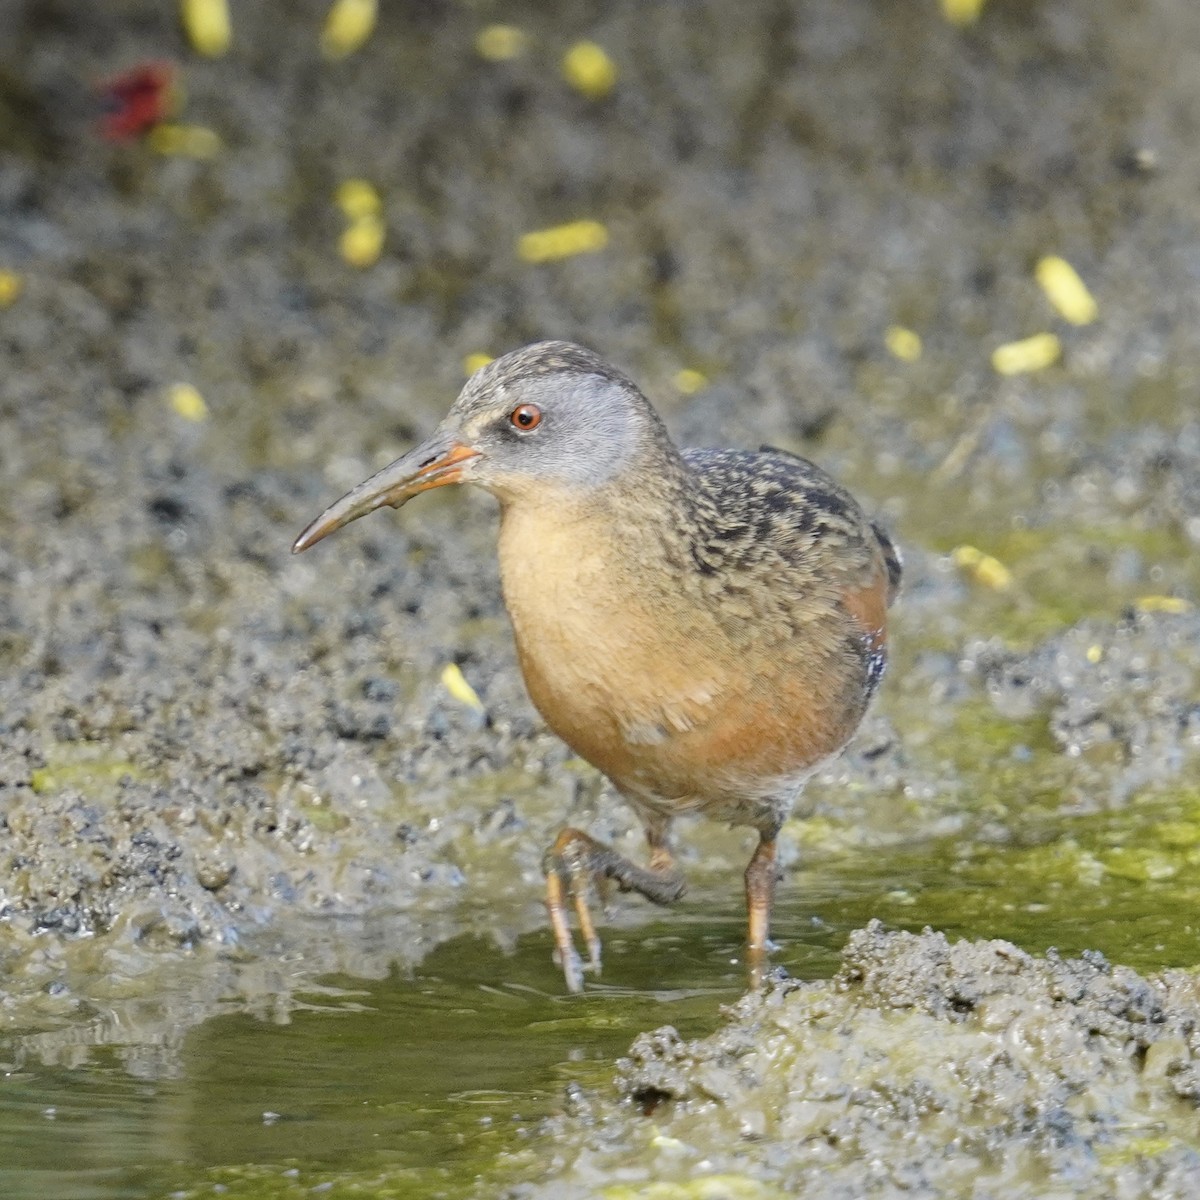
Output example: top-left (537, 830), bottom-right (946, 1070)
top-left (513, 924), bottom-right (1200, 1200)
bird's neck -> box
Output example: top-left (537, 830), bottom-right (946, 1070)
top-left (499, 450), bottom-right (698, 565)
top-left (495, 461), bottom-right (706, 633)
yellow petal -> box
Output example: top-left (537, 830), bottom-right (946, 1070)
top-left (884, 325), bottom-right (922, 362)
top-left (180, 0), bottom-right (231, 57)
top-left (1035, 256), bottom-right (1098, 326)
top-left (463, 353), bottom-right (495, 376)
top-left (951, 544), bottom-right (1012, 590)
top-left (476, 24), bottom-right (527, 62)
top-left (991, 333), bottom-right (1061, 376)
top-left (940, 0), bottom-right (985, 26)
top-left (1135, 595), bottom-right (1191, 615)
top-left (167, 382), bottom-right (209, 422)
top-left (562, 41), bottom-right (617, 99)
top-left (321, 0), bottom-right (378, 60)
top-left (334, 178), bottom-right (382, 221)
top-left (673, 368), bottom-right (708, 394)
top-left (0, 270), bottom-right (23, 307)
top-left (441, 663), bottom-right (485, 713)
top-left (146, 124), bottom-right (223, 158)
top-left (517, 219), bottom-right (609, 263)
top-left (340, 215), bottom-right (385, 267)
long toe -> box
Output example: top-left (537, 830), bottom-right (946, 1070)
top-left (554, 940), bottom-right (586, 993)
top-left (545, 860), bottom-right (586, 992)
top-left (571, 886), bottom-right (603, 976)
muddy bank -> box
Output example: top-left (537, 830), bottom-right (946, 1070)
top-left (507, 923), bottom-right (1200, 1200)
top-left (2, 0), bottom-right (1200, 981)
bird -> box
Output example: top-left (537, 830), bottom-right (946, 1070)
top-left (293, 341), bottom-right (901, 992)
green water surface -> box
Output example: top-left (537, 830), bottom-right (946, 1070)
top-left (3, 785), bottom-right (1198, 1200)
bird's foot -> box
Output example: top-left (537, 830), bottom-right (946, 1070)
top-left (543, 826), bottom-right (687, 993)
top-left (544, 842), bottom-right (603, 992)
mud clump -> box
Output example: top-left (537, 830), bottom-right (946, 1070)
top-left (515, 924), bottom-right (1200, 1199)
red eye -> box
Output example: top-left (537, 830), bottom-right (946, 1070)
top-left (510, 404), bottom-right (542, 430)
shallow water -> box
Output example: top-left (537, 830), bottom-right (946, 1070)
top-left (4, 796), bottom-right (1198, 1200)
top-left (0, 908), bottom-right (751, 1200)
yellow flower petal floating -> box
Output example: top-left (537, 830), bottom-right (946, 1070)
top-left (0, 270), bottom-right (23, 307)
top-left (440, 663), bottom-right (485, 713)
top-left (991, 333), bottom-right (1061, 376)
top-left (335, 178), bottom-right (382, 221)
top-left (321, 0), bottom-right (378, 60)
top-left (940, 0), bottom-right (985, 27)
top-left (951, 545), bottom-right (1012, 590)
top-left (339, 215), bottom-right (385, 268)
top-left (517, 220), bottom-right (608, 263)
top-left (180, 0), bottom-right (231, 57)
top-left (463, 353), bottom-right (495, 376)
top-left (476, 24), bottom-right (527, 62)
top-left (147, 124), bottom-right (223, 158)
top-left (562, 41), bottom-right (617, 99)
top-left (1035, 256), bottom-right (1098, 326)
top-left (673, 368), bottom-right (708, 394)
top-left (167, 382), bottom-right (209, 422)
top-left (1135, 595), bottom-right (1191, 615)
top-left (884, 325), bottom-right (922, 362)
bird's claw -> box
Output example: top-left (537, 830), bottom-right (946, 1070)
top-left (551, 939), bottom-right (587, 994)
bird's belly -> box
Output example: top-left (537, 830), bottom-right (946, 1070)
top-left (511, 622), bottom-right (677, 790)
top-left (511, 615), bottom-right (863, 820)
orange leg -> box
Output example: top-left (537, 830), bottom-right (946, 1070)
top-left (543, 823), bottom-right (686, 993)
top-left (744, 833), bottom-right (779, 989)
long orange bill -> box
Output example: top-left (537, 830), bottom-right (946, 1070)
top-left (292, 435), bottom-right (479, 554)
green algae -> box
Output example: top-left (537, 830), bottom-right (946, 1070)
top-left (849, 789), bottom-right (1200, 973)
top-left (29, 756), bottom-right (145, 796)
top-left (1098, 1136), bottom-right (1189, 1169)
top-left (874, 446), bottom-right (1200, 649)
top-left (957, 525), bottom-right (1197, 646)
top-left (293, 790), bottom-right (352, 833)
top-left (788, 685), bottom-right (1200, 974)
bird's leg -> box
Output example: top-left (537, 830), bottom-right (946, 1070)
top-left (543, 821), bottom-right (687, 993)
top-left (744, 829), bottom-right (781, 989)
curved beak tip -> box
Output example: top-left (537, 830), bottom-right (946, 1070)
top-left (290, 439), bottom-right (479, 558)
top-left (291, 517), bottom-right (333, 554)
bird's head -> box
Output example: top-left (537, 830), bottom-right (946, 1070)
top-left (292, 341), bottom-right (675, 553)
